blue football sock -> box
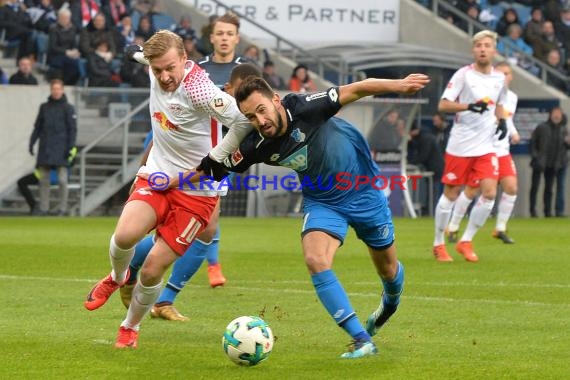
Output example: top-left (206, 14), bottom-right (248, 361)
top-left (155, 238), bottom-right (209, 304)
top-left (127, 235), bottom-right (155, 283)
top-left (205, 226), bottom-right (221, 266)
top-left (381, 261), bottom-right (404, 307)
top-left (311, 269), bottom-right (370, 341)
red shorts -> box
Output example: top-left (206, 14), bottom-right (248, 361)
top-left (128, 178), bottom-right (218, 255)
top-left (442, 152), bottom-right (499, 187)
top-left (497, 154), bottom-right (517, 179)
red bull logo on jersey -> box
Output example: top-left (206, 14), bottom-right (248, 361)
top-left (153, 111), bottom-right (179, 132)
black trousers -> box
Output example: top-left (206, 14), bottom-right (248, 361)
top-left (17, 173), bottom-right (38, 212)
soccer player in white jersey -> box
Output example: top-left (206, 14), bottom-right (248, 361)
top-left (83, 30), bottom-right (252, 348)
top-left (446, 61), bottom-right (520, 245)
top-left (432, 30), bottom-right (509, 263)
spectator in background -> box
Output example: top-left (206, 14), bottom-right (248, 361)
top-left (523, 7), bottom-right (543, 48)
top-left (47, 7), bottom-right (80, 85)
top-left (0, 66), bottom-right (7, 84)
top-left (197, 14), bottom-right (217, 56)
top-left (288, 64), bottom-right (316, 93)
top-left (262, 60), bottom-right (286, 90)
top-left (554, 6), bottom-right (570, 64)
top-left (182, 34), bottom-right (203, 62)
top-left (79, 12), bottom-right (117, 57)
top-left (242, 44), bottom-right (261, 66)
top-left (135, 14), bottom-right (154, 41)
top-left (102, 0), bottom-right (129, 27)
top-left (87, 39), bottom-right (118, 87)
top-left (543, 0), bottom-right (563, 23)
top-left (28, 79), bottom-right (77, 216)
top-left (429, 112), bottom-right (450, 154)
top-left (114, 13), bottom-right (135, 54)
top-left (531, 20), bottom-right (563, 61)
top-left (408, 124), bottom-right (444, 215)
top-left (529, 106), bottom-right (570, 218)
top-left (496, 8), bottom-right (521, 37)
top-left (0, 0), bottom-right (35, 60)
top-left (497, 24), bottom-right (534, 72)
top-left (27, 0), bottom-right (57, 65)
top-left (173, 14), bottom-right (195, 41)
top-left (368, 108), bottom-right (403, 153)
top-left (544, 48), bottom-right (569, 93)
top-left (456, 5), bottom-right (480, 33)
top-left (9, 56), bottom-right (38, 85)
top-left (69, 0), bottom-right (100, 30)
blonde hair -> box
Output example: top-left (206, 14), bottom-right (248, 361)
top-left (472, 30), bottom-right (498, 46)
top-left (143, 30), bottom-right (185, 62)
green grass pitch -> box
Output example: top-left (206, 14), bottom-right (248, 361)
top-left (0, 216), bottom-right (568, 379)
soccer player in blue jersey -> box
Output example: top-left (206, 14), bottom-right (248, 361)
top-left (196, 73), bottom-right (429, 358)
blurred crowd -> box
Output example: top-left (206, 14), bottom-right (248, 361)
top-left (417, 0), bottom-right (570, 94)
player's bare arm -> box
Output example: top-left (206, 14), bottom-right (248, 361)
top-left (338, 74), bottom-right (430, 106)
top-left (438, 98), bottom-right (470, 113)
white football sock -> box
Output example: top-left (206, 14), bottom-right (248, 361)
top-left (447, 192), bottom-right (472, 232)
top-left (122, 281), bottom-right (162, 330)
top-left (109, 234), bottom-right (135, 284)
top-left (461, 197), bottom-right (495, 241)
top-left (496, 193), bottom-right (517, 232)
top-left (434, 194), bottom-right (455, 246)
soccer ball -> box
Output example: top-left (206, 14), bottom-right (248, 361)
top-left (222, 316), bottom-right (274, 366)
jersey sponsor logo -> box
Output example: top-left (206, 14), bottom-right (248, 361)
top-left (153, 111), bottom-right (179, 131)
top-left (305, 91), bottom-right (327, 102)
top-left (208, 94), bottom-right (231, 116)
top-left (290, 128), bottom-right (306, 143)
top-left (279, 146), bottom-right (308, 171)
top-left (328, 88), bottom-right (338, 102)
top-left (168, 103), bottom-right (184, 116)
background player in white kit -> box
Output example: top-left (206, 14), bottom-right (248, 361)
top-left (432, 30), bottom-right (508, 263)
top-left (446, 61), bottom-right (520, 245)
top-left (83, 30), bottom-right (252, 349)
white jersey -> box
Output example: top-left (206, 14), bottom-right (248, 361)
top-left (494, 89), bottom-right (519, 157)
top-left (441, 64), bottom-right (507, 157)
top-left (138, 61), bottom-right (252, 196)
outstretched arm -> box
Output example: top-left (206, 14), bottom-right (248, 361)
top-left (338, 74), bottom-right (430, 106)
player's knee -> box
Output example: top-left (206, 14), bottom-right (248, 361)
top-left (113, 231), bottom-right (139, 250)
top-left (139, 265), bottom-right (163, 286)
top-left (197, 222), bottom-right (218, 242)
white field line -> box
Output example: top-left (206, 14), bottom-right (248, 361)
top-left (1, 274), bottom-right (569, 308)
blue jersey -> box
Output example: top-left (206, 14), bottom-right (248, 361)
top-left (197, 55), bottom-right (244, 88)
top-left (223, 87), bottom-right (385, 207)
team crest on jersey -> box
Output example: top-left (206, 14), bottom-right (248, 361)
top-left (153, 111), bottom-right (179, 131)
top-left (279, 146), bottom-right (308, 171)
top-left (290, 128), bottom-right (306, 143)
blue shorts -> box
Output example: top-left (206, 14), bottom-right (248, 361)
top-left (301, 194), bottom-right (394, 250)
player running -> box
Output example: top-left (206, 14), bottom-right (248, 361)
top-left (432, 30), bottom-right (508, 263)
top-left (83, 30), bottom-right (252, 349)
top-left (196, 72), bottom-right (429, 358)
